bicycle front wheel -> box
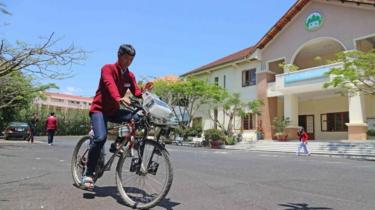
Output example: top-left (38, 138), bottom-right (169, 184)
top-left (116, 139), bottom-right (173, 209)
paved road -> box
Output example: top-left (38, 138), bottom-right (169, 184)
top-left (0, 136), bottom-right (374, 210)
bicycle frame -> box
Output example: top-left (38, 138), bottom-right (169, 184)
top-left (88, 96), bottom-right (172, 180)
top-left (93, 105), bottom-right (153, 178)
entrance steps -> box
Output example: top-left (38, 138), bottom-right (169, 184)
top-left (225, 140), bottom-right (375, 159)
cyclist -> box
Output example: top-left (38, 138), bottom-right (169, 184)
top-left (82, 44), bottom-right (151, 189)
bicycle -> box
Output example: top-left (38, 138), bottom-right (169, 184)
top-left (71, 92), bottom-right (174, 209)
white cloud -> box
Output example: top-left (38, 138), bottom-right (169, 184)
top-left (62, 86), bottom-right (82, 95)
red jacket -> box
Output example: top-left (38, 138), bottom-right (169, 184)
top-left (299, 132), bottom-right (309, 142)
top-left (45, 116), bottom-right (58, 130)
top-left (90, 63), bottom-right (142, 116)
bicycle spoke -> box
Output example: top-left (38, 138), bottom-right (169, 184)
top-left (144, 176), bottom-right (160, 195)
top-left (147, 175), bottom-right (164, 188)
top-left (116, 140), bottom-right (173, 209)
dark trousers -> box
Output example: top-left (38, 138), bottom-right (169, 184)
top-left (85, 109), bottom-right (138, 176)
top-left (47, 130), bottom-right (55, 144)
top-left (28, 127), bottom-right (35, 143)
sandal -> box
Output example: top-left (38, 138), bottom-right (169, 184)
top-left (81, 176), bottom-right (94, 190)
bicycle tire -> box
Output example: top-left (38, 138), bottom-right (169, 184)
top-left (71, 135), bottom-right (91, 187)
top-left (115, 139), bottom-right (173, 209)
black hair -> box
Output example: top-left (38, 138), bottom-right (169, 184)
top-left (118, 44), bottom-right (136, 56)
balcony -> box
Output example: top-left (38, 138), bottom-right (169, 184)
top-left (273, 63), bottom-right (342, 94)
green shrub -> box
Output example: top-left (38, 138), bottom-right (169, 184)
top-left (271, 116), bottom-right (291, 134)
top-left (225, 136), bottom-right (236, 145)
top-left (187, 126), bottom-right (203, 137)
top-left (24, 107), bottom-right (91, 136)
top-left (204, 129), bottom-right (225, 141)
top-left (367, 129), bottom-right (375, 136)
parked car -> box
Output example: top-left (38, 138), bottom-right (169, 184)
top-left (3, 122), bottom-right (31, 140)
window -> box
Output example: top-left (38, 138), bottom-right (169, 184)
top-left (242, 113), bottom-right (255, 130)
top-left (68, 100), bottom-right (80, 105)
top-left (214, 77), bottom-right (219, 86)
top-left (223, 75), bottom-right (226, 89)
top-left (242, 69), bottom-right (256, 87)
top-left (321, 112), bottom-right (349, 132)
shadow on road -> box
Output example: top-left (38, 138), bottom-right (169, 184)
top-left (157, 197), bottom-right (181, 210)
top-left (85, 186), bottom-right (125, 205)
top-left (82, 186), bottom-right (181, 209)
top-left (278, 202), bottom-right (332, 210)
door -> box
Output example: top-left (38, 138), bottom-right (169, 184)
top-left (298, 115), bottom-right (315, 140)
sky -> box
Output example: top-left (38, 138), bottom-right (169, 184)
top-left (2, 0), bottom-right (296, 97)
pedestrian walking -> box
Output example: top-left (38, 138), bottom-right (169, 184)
top-left (296, 127), bottom-right (310, 156)
top-left (45, 112), bottom-right (58, 145)
top-left (28, 113), bottom-right (39, 143)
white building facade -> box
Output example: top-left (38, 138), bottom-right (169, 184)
top-left (182, 0), bottom-right (375, 141)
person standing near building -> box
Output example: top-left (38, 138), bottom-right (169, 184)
top-left (296, 127), bottom-right (310, 156)
top-left (28, 113), bottom-right (39, 143)
top-left (45, 112), bottom-right (58, 145)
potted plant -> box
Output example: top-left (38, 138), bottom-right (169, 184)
top-left (204, 129), bottom-right (225, 149)
top-left (271, 116), bottom-right (291, 141)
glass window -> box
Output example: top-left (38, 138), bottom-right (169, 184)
top-left (242, 69), bottom-right (256, 87)
top-left (321, 112), bottom-right (349, 132)
top-left (242, 113), bottom-right (255, 130)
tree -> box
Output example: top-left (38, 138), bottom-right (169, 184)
top-left (324, 50), bottom-right (375, 95)
top-left (153, 77), bottom-right (225, 138)
top-left (0, 71), bottom-right (55, 110)
top-left (0, 4), bottom-right (87, 128)
top-left (208, 92), bottom-right (263, 136)
top-left (0, 71), bottom-right (55, 129)
top-left (0, 33), bottom-right (86, 79)
top-left (0, 2), bottom-right (11, 15)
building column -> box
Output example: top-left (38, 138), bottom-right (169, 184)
top-left (284, 94), bottom-right (299, 140)
top-left (347, 94), bottom-right (367, 140)
top-left (256, 71), bottom-right (277, 140)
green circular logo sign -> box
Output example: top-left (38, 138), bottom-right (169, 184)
top-left (305, 12), bottom-right (323, 31)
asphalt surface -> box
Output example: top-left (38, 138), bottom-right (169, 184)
top-left (0, 136), bottom-right (374, 210)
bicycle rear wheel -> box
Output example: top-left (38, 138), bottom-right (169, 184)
top-left (116, 139), bottom-right (173, 209)
top-left (71, 136), bottom-right (91, 187)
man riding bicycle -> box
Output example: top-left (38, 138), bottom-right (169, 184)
top-left (82, 44), bottom-right (151, 189)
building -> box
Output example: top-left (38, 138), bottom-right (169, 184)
top-left (34, 92), bottom-right (93, 112)
top-left (182, 0), bottom-right (375, 141)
